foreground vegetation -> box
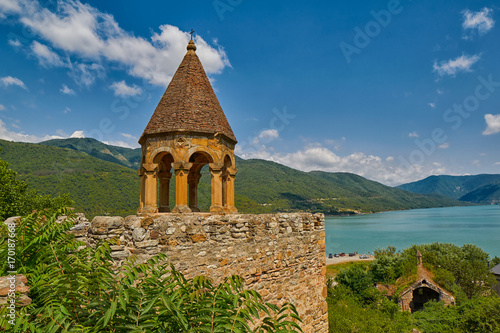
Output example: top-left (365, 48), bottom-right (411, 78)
top-left (328, 244), bottom-right (500, 332)
top-left (0, 210), bottom-right (301, 332)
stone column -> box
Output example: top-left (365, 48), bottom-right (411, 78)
top-left (224, 167), bottom-right (238, 213)
top-left (158, 171), bottom-right (172, 212)
top-left (188, 172), bottom-right (202, 212)
top-left (138, 168), bottom-right (145, 212)
top-left (142, 163), bottom-right (158, 214)
top-left (172, 162), bottom-right (192, 213)
top-left (209, 162), bottom-right (224, 213)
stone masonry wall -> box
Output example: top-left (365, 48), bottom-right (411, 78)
top-left (70, 213), bottom-right (328, 332)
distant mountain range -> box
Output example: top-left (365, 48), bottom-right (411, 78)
top-left (0, 138), bottom-right (471, 217)
top-left (397, 174), bottom-right (500, 205)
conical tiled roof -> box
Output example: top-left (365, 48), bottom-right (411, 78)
top-left (139, 40), bottom-right (236, 143)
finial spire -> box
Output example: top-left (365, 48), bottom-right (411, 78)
top-left (187, 29), bottom-right (196, 51)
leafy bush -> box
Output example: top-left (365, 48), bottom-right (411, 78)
top-left (0, 155), bottom-right (72, 220)
top-left (0, 211), bottom-right (302, 332)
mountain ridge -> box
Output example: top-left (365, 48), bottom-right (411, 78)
top-left (397, 174), bottom-right (500, 205)
top-left (0, 138), bottom-right (471, 217)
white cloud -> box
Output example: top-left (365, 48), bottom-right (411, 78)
top-left (0, 76), bottom-right (27, 90)
top-left (103, 140), bottom-right (139, 149)
top-left (8, 0), bottom-right (229, 86)
top-left (428, 103), bottom-right (436, 108)
top-left (60, 84), bottom-right (75, 95)
top-left (31, 41), bottom-right (64, 67)
top-left (8, 38), bottom-right (21, 47)
top-left (237, 138), bottom-right (451, 186)
top-left (483, 114), bottom-right (500, 135)
top-left (68, 62), bottom-right (105, 87)
top-left (472, 160), bottom-right (481, 167)
top-left (120, 132), bottom-right (136, 139)
top-left (0, 119), bottom-right (65, 142)
top-left (408, 132), bottom-right (419, 138)
top-left (70, 130), bottom-right (85, 138)
top-left (0, 0), bottom-right (21, 14)
top-left (110, 80), bottom-right (142, 97)
top-left (433, 54), bottom-right (481, 77)
top-left (63, 107), bottom-right (71, 114)
top-left (258, 129), bottom-right (279, 142)
top-left (0, 104), bottom-right (6, 111)
top-left (437, 89), bottom-right (444, 95)
top-left (438, 142), bottom-right (449, 149)
top-left (462, 8), bottom-right (495, 37)
top-left (495, 162), bottom-right (500, 166)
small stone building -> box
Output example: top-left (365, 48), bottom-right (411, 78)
top-left (399, 251), bottom-right (455, 312)
top-left (138, 39), bottom-right (237, 214)
top-left (492, 263), bottom-right (500, 295)
top-left (399, 278), bottom-right (455, 312)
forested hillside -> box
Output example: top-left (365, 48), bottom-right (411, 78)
top-left (397, 174), bottom-right (500, 204)
top-left (0, 138), bottom-right (470, 217)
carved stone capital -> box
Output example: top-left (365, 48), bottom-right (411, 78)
top-left (226, 167), bottom-right (238, 177)
top-left (143, 163), bottom-right (158, 173)
top-left (209, 162), bottom-right (224, 172)
top-left (172, 161), bottom-right (193, 171)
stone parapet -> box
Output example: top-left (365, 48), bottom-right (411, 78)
top-left (69, 212), bottom-right (328, 332)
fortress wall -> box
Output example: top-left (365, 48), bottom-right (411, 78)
top-left (70, 212), bottom-right (328, 332)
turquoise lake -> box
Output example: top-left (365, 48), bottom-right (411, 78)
top-left (325, 205), bottom-right (500, 257)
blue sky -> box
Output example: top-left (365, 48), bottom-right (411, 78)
top-left (0, 0), bottom-right (499, 185)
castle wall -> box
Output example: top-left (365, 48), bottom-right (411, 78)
top-left (70, 212), bottom-right (328, 332)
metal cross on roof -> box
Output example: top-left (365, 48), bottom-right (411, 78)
top-left (189, 29), bottom-right (195, 40)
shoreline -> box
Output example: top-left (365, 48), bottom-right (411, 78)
top-left (325, 254), bottom-right (375, 265)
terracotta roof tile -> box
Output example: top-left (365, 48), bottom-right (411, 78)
top-left (140, 40), bottom-right (236, 143)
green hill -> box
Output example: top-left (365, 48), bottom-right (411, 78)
top-left (40, 138), bottom-right (141, 169)
top-left (460, 183), bottom-right (500, 204)
top-left (0, 139), bottom-right (139, 217)
top-left (397, 174), bottom-right (500, 204)
top-left (0, 138), bottom-right (471, 217)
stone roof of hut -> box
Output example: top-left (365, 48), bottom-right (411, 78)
top-left (492, 263), bottom-right (500, 276)
top-left (139, 40), bottom-right (236, 144)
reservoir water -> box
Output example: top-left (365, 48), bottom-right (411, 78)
top-left (325, 205), bottom-right (500, 257)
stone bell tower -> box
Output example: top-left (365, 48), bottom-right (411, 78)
top-left (138, 39), bottom-right (237, 214)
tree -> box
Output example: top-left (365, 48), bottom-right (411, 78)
top-left (0, 155), bottom-right (72, 220)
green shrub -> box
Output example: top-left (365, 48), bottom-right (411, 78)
top-left (0, 211), bottom-right (302, 332)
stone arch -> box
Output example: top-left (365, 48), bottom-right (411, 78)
top-left (186, 151), bottom-right (214, 212)
top-left (148, 147), bottom-right (176, 164)
top-left (153, 152), bottom-right (174, 212)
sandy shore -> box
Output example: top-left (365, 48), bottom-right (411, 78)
top-left (326, 254), bottom-right (375, 265)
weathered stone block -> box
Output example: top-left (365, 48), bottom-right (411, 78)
top-left (191, 234), bottom-right (207, 243)
top-left (132, 228), bottom-right (146, 241)
top-left (135, 240), bottom-right (159, 248)
top-left (92, 216), bottom-right (124, 230)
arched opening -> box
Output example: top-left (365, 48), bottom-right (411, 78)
top-left (188, 152), bottom-right (213, 212)
top-left (410, 286), bottom-right (440, 312)
top-left (153, 152), bottom-right (174, 212)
